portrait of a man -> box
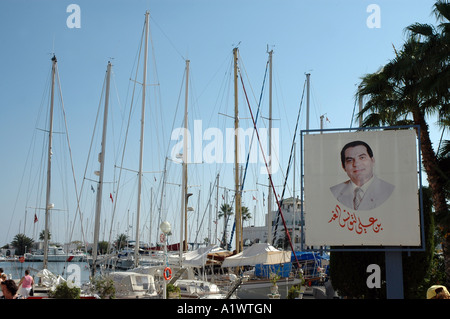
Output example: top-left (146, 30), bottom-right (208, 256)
top-left (330, 140), bottom-right (395, 211)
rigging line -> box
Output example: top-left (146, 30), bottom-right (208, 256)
top-left (148, 19), bottom-right (167, 165)
top-left (106, 19), bottom-right (146, 251)
top-left (153, 66), bottom-right (186, 234)
top-left (76, 67), bottom-right (108, 247)
top-left (149, 15), bottom-right (186, 62)
top-left (437, 126), bottom-right (446, 155)
top-left (193, 174), bottom-right (219, 244)
top-left (54, 62), bottom-right (86, 247)
top-left (239, 70), bottom-right (301, 268)
top-left (7, 66), bottom-right (53, 243)
top-left (272, 79), bottom-right (306, 241)
top-left (228, 58), bottom-right (269, 248)
top-left (350, 95), bottom-right (357, 129)
top-left (165, 66), bottom-right (186, 158)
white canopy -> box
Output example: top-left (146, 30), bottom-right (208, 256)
top-left (183, 244), bottom-right (229, 267)
top-left (221, 243), bottom-right (291, 267)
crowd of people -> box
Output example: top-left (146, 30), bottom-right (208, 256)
top-left (0, 268), bottom-right (34, 299)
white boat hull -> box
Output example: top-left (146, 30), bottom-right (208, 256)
top-left (25, 254), bottom-right (85, 262)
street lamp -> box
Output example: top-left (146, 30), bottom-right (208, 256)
top-left (160, 221), bottom-right (171, 299)
top-left (160, 221), bottom-right (171, 235)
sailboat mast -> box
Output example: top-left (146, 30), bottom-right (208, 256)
top-left (92, 61), bottom-right (112, 274)
top-left (215, 173), bottom-right (219, 245)
top-left (233, 47), bottom-right (242, 254)
top-left (267, 49), bottom-right (273, 245)
top-left (182, 59), bottom-right (190, 253)
top-left (135, 10), bottom-right (149, 267)
top-left (43, 55), bottom-right (57, 270)
top-left (306, 73), bottom-right (310, 131)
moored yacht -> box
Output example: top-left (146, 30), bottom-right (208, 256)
top-left (25, 246), bottom-right (85, 262)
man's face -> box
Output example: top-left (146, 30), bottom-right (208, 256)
top-left (343, 145), bottom-right (374, 186)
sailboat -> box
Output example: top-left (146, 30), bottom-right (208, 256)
top-left (104, 11), bottom-right (160, 298)
top-left (25, 55), bottom-right (82, 265)
top-left (21, 55), bottom-right (87, 296)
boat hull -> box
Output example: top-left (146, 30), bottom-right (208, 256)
top-left (25, 255), bottom-right (85, 262)
top-left (237, 278), bottom-right (302, 299)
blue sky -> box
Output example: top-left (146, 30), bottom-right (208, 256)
top-left (0, 0), bottom-right (445, 249)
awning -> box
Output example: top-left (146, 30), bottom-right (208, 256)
top-left (221, 243), bottom-right (291, 267)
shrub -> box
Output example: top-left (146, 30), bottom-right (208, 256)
top-left (48, 281), bottom-right (81, 299)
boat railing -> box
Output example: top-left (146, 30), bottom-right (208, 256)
top-left (295, 260), bottom-right (327, 283)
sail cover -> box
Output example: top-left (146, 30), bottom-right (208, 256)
top-left (183, 245), bottom-right (230, 267)
top-left (221, 243), bottom-right (290, 267)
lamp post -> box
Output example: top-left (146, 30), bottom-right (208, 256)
top-left (160, 221), bottom-right (171, 299)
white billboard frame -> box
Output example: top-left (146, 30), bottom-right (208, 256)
top-left (300, 126), bottom-right (425, 252)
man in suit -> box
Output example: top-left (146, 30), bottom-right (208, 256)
top-left (330, 140), bottom-right (394, 211)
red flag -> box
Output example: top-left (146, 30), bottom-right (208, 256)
top-left (34, 214), bottom-right (38, 223)
top-left (252, 196), bottom-right (256, 200)
top-left (110, 193), bottom-right (113, 203)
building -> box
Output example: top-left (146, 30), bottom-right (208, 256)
top-left (243, 196), bottom-right (303, 250)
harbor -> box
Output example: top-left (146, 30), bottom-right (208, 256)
top-left (0, 1), bottom-right (448, 302)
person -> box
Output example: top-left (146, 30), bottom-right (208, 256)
top-left (0, 273), bottom-right (6, 298)
top-left (427, 285), bottom-right (450, 299)
top-left (330, 140), bottom-right (395, 211)
top-left (1, 280), bottom-right (24, 299)
top-left (17, 269), bottom-right (34, 298)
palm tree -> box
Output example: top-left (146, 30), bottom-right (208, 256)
top-left (356, 0), bottom-right (450, 286)
top-left (39, 230), bottom-right (51, 241)
top-left (218, 203), bottom-right (233, 249)
top-left (11, 234), bottom-right (34, 255)
top-left (115, 233), bottom-right (128, 251)
top-left (241, 206), bottom-right (252, 225)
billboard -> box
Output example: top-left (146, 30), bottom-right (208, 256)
top-left (303, 129), bottom-right (421, 247)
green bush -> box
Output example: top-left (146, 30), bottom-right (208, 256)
top-left (166, 283), bottom-right (180, 298)
top-left (48, 281), bottom-right (81, 299)
top-left (90, 276), bottom-right (116, 299)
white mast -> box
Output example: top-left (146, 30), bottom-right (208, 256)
top-left (135, 11), bottom-right (149, 267)
top-left (306, 73), bottom-right (310, 132)
top-left (214, 173), bottom-right (219, 245)
top-left (267, 49), bottom-right (273, 245)
top-left (43, 55), bottom-right (57, 270)
top-left (293, 142), bottom-right (296, 250)
top-left (233, 47), bottom-right (242, 254)
top-left (181, 59), bottom-right (190, 256)
top-left (92, 61), bottom-right (112, 274)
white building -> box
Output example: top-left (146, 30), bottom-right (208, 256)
top-left (243, 197), bottom-right (303, 250)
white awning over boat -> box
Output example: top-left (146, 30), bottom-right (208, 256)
top-left (221, 243), bottom-right (291, 267)
top-left (183, 244), bottom-right (229, 267)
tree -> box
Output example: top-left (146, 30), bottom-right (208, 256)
top-left (356, 0), bottom-right (450, 287)
top-left (39, 230), bottom-right (51, 241)
top-left (11, 234), bottom-right (34, 255)
top-left (241, 206), bottom-right (252, 223)
top-left (98, 241), bottom-right (109, 255)
top-left (218, 203), bottom-right (233, 249)
top-left (115, 233), bottom-right (128, 251)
